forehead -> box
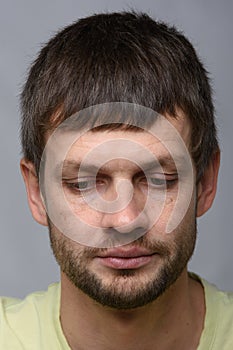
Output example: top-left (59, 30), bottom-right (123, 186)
top-left (44, 111), bottom-right (192, 174)
top-left (67, 112), bottom-right (191, 155)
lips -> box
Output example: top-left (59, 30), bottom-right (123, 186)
top-left (96, 247), bottom-right (157, 269)
top-left (98, 247), bottom-right (154, 258)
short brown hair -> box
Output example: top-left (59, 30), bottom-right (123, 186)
top-left (20, 11), bottom-right (219, 178)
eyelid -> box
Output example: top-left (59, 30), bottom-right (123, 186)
top-left (147, 175), bottom-right (178, 189)
top-left (138, 173), bottom-right (178, 189)
top-left (62, 175), bottom-right (96, 181)
top-left (145, 172), bottom-right (178, 179)
top-left (63, 175), bottom-right (109, 193)
top-left (64, 179), bottom-right (96, 193)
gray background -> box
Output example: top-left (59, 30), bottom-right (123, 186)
top-left (0, 0), bottom-right (232, 298)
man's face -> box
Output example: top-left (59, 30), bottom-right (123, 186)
top-left (45, 112), bottom-right (197, 309)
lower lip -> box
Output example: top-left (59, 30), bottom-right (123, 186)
top-left (96, 255), bottom-right (155, 269)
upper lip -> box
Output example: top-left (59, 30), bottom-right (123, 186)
top-left (97, 247), bottom-right (156, 258)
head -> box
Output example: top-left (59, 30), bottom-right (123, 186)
top-left (20, 11), bottom-right (220, 309)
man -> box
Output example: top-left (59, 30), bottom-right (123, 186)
top-left (0, 11), bottom-right (231, 349)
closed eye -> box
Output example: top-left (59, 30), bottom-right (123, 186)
top-left (63, 176), bottom-right (109, 195)
top-left (63, 177), bottom-right (97, 194)
top-left (65, 180), bottom-right (95, 192)
top-left (140, 173), bottom-right (178, 189)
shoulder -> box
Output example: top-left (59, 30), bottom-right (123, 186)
top-left (201, 277), bottom-right (233, 316)
top-left (0, 283), bottom-right (65, 349)
top-left (0, 282), bottom-right (60, 321)
top-left (195, 275), bottom-right (233, 349)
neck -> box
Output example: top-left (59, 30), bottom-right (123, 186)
top-left (60, 270), bottom-right (205, 350)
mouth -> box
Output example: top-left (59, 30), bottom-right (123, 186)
top-left (95, 247), bottom-right (158, 269)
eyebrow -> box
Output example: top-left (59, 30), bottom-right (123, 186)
top-left (61, 161), bottom-right (100, 174)
top-left (54, 154), bottom-right (186, 177)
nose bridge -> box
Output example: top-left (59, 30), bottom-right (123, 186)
top-left (100, 186), bottom-right (149, 234)
top-left (95, 157), bottom-right (150, 233)
top-left (113, 177), bottom-right (134, 209)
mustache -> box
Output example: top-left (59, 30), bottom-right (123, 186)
top-left (81, 234), bottom-right (170, 258)
top-left (48, 219), bottom-right (172, 257)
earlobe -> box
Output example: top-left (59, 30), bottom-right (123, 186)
top-left (20, 158), bottom-right (48, 226)
top-left (196, 150), bottom-right (220, 217)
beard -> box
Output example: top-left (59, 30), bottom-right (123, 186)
top-left (48, 213), bottom-right (197, 310)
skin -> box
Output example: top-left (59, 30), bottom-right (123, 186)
top-left (21, 112), bottom-right (220, 350)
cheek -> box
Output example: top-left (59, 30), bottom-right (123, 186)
top-left (63, 200), bottom-right (102, 227)
top-left (150, 197), bottom-right (175, 233)
top-left (151, 190), bottom-right (196, 236)
top-left (76, 207), bottom-right (104, 226)
top-left (61, 187), bottom-right (102, 225)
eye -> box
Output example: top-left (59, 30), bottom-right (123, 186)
top-left (73, 180), bottom-right (94, 190)
top-left (63, 176), bottom-right (108, 195)
top-left (140, 173), bottom-right (178, 189)
top-left (149, 177), bottom-right (167, 186)
top-left (64, 178), bottom-right (96, 193)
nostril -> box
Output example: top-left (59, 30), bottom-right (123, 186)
top-left (105, 227), bottom-right (148, 243)
top-left (105, 226), bottom-right (146, 234)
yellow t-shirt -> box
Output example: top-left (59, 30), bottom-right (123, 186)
top-left (0, 276), bottom-right (233, 349)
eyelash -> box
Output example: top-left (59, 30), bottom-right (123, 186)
top-left (63, 174), bottom-right (178, 194)
top-left (147, 177), bottom-right (178, 188)
top-left (64, 178), bottom-right (102, 192)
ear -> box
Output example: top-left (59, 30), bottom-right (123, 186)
top-left (20, 158), bottom-right (48, 226)
top-left (196, 150), bottom-right (220, 217)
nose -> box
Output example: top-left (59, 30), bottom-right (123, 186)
top-left (100, 187), bottom-right (149, 234)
